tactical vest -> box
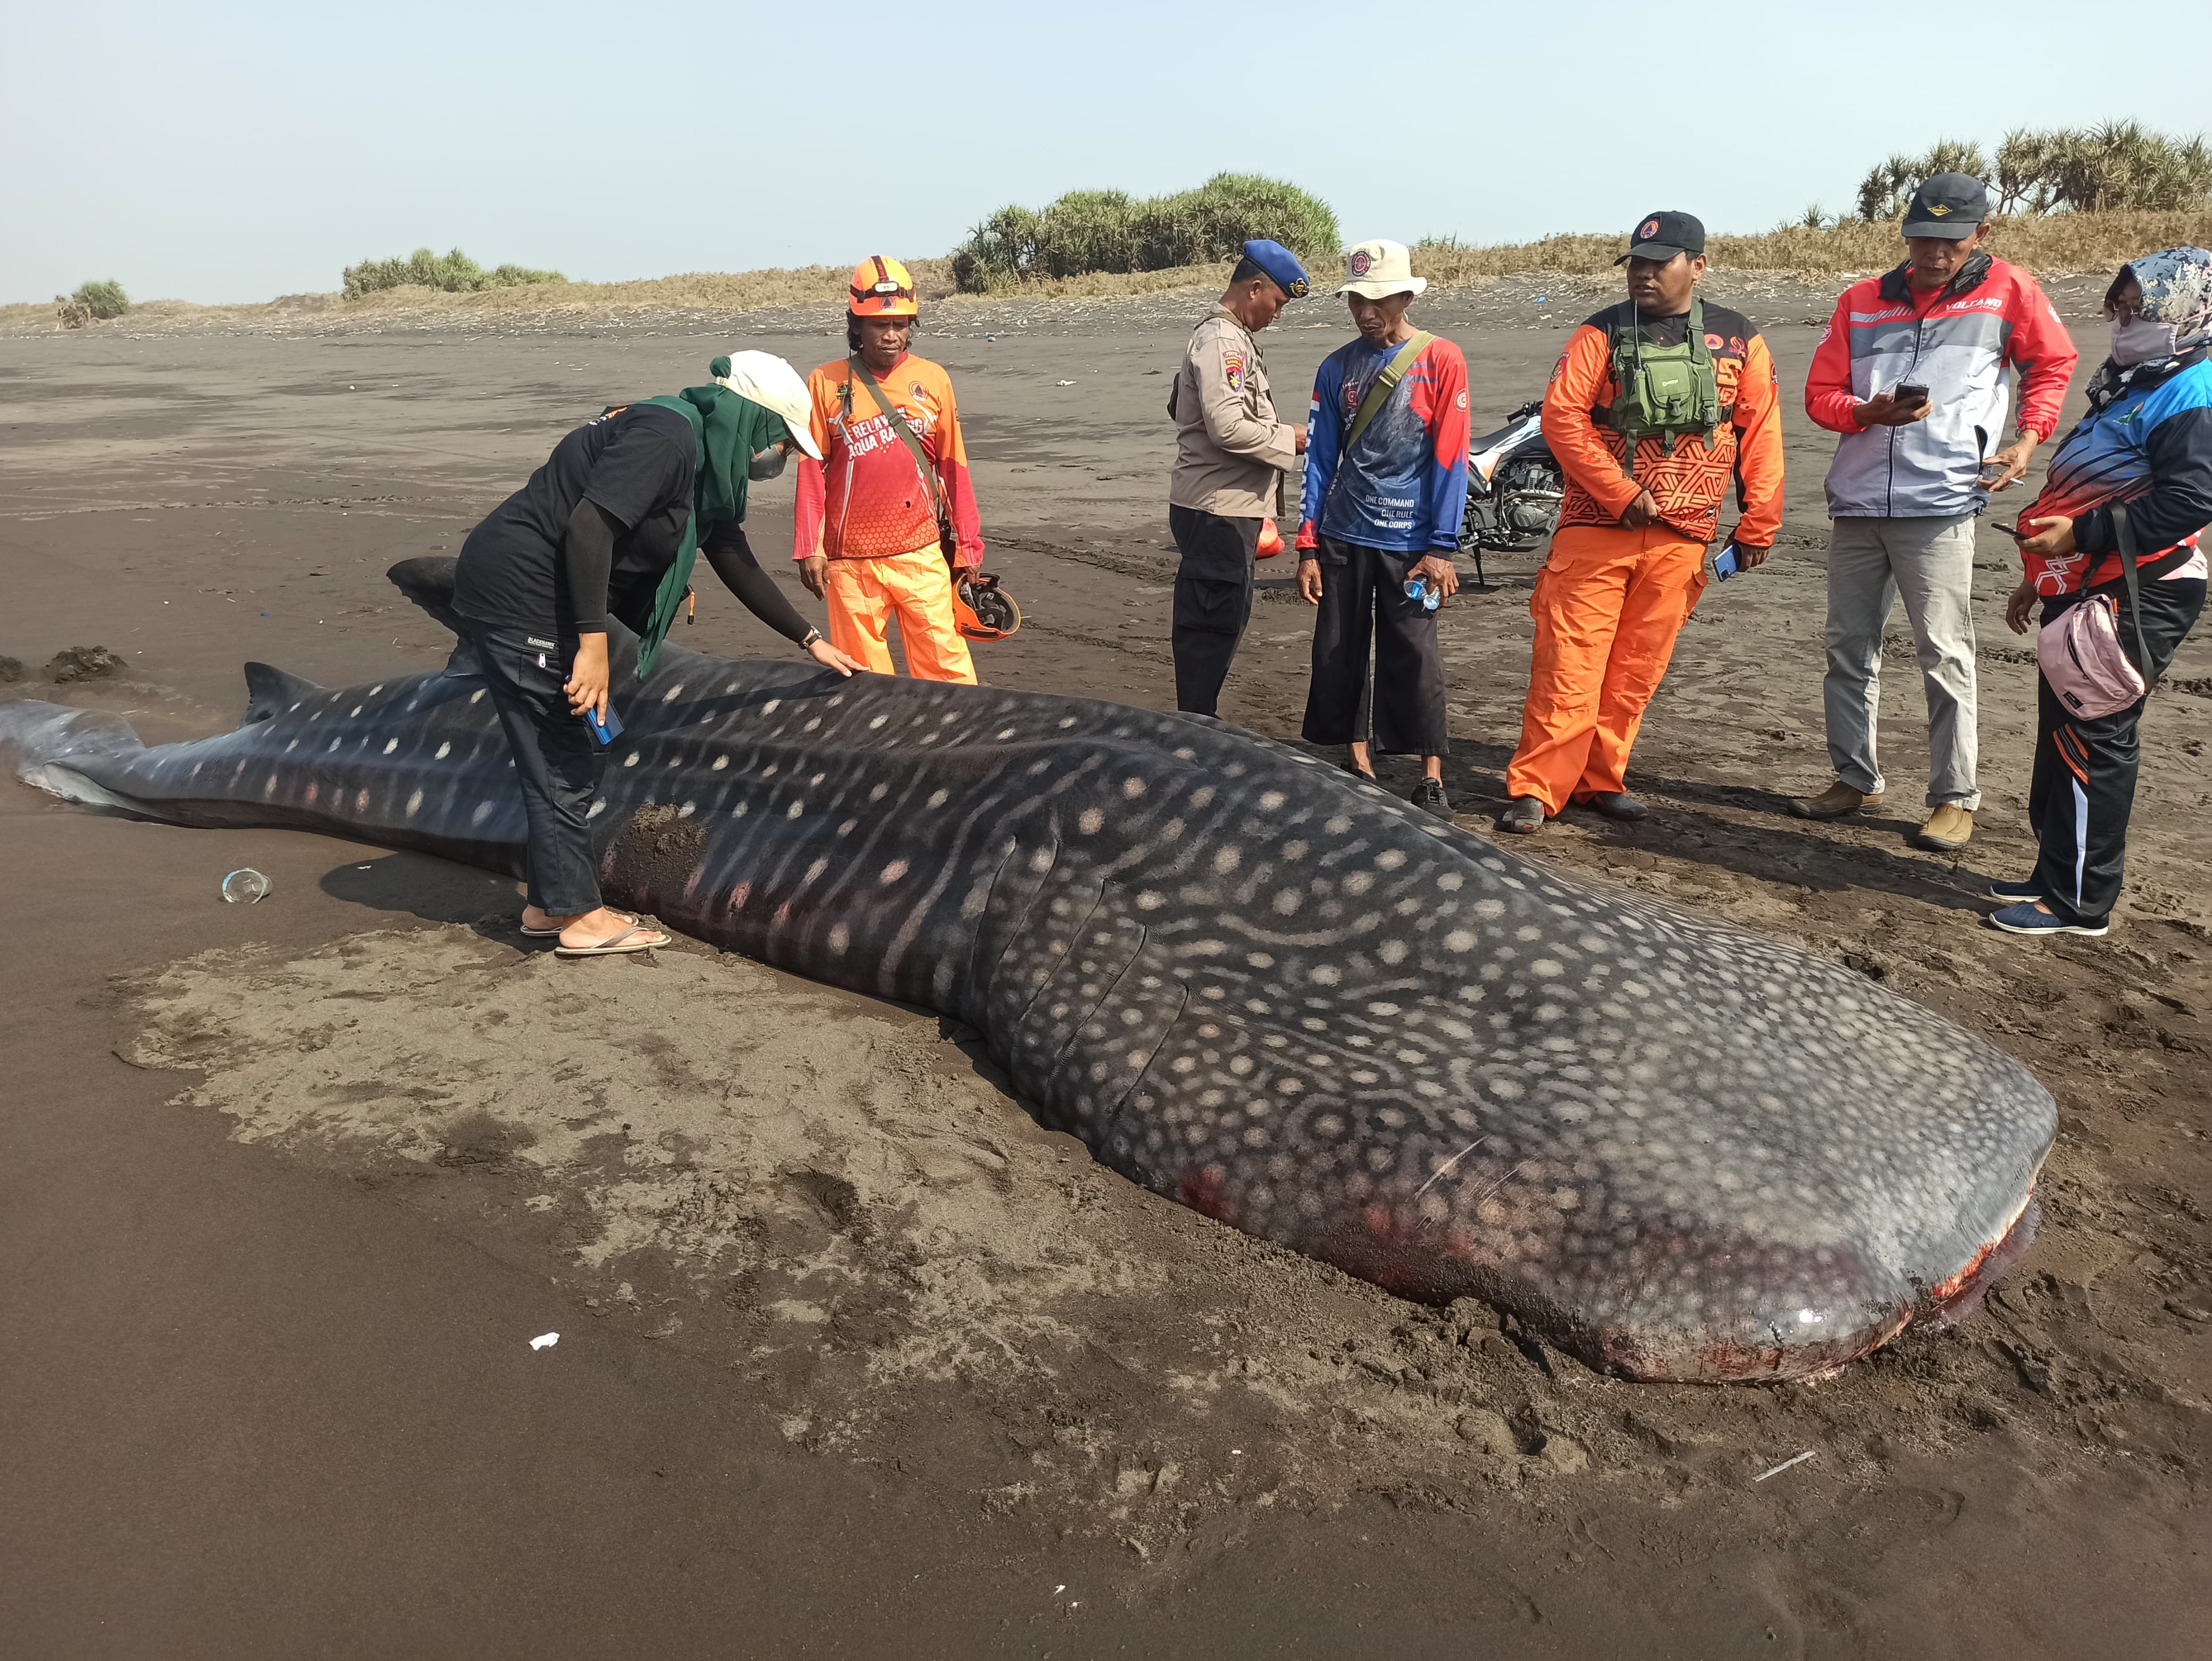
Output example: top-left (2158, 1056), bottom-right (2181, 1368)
top-left (1595, 299), bottom-right (1729, 478)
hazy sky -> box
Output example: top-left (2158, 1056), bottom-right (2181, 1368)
top-left (7, 0), bottom-right (2202, 304)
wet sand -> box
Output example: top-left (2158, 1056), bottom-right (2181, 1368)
top-left (3, 277), bottom-right (2208, 1657)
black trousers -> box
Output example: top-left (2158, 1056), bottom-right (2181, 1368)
top-left (2028, 575), bottom-right (2204, 925)
top-left (469, 623), bottom-right (607, 916)
top-left (1170, 505), bottom-right (1259, 716)
top-left (1300, 538), bottom-right (1451, 756)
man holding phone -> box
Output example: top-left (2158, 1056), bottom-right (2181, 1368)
top-left (1792, 172), bottom-right (2077, 851)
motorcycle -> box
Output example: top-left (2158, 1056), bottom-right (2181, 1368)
top-left (1458, 397), bottom-right (1565, 587)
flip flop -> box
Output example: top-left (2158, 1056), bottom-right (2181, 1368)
top-left (521, 909), bottom-right (639, 939)
top-left (555, 922), bottom-right (669, 958)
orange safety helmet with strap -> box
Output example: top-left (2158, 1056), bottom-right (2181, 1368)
top-left (848, 255), bottom-right (919, 319)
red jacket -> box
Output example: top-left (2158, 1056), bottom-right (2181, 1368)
top-left (1806, 255), bottom-right (2075, 518)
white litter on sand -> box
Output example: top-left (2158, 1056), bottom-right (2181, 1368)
top-left (530, 1332), bottom-right (559, 1350)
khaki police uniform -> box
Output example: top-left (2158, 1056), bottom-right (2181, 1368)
top-left (1167, 306), bottom-right (1299, 715)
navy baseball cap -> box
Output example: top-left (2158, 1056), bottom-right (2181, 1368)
top-left (1902, 172), bottom-right (1990, 238)
top-left (1616, 210), bottom-right (1706, 265)
top-left (1238, 239), bottom-right (1310, 298)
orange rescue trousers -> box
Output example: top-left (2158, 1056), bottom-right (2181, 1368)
top-left (824, 544), bottom-right (977, 685)
top-left (1505, 524), bottom-right (1710, 813)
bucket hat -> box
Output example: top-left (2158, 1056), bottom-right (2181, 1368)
top-left (1336, 239), bottom-right (1426, 299)
top-left (710, 350), bottom-right (823, 460)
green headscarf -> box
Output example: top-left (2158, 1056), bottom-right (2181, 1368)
top-left (629, 360), bottom-right (785, 676)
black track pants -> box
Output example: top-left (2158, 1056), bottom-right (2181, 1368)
top-left (1300, 538), bottom-right (1451, 756)
top-left (1170, 505), bottom-right (1259, 716)
top-left (470, 624), bottom-right (607, 917)
top-left (2027, 575), bottom-right (2204, 925)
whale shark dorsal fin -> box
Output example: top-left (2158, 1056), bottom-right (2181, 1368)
top-left (387, 556), bottom-right (464, 635)
top-left (241, 662), bottom-right (324, 725)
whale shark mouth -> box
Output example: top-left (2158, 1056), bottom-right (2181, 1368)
top-left (20, 763), bottom-right (152, 817)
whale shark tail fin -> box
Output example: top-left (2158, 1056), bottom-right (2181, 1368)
top-left (388, 556), bottom-right (464, 635)
top-left (385, 556), bottom-right (491, 678)
top-left (242, 662), bottom-right (325, 726)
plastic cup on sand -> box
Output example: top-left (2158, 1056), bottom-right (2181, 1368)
top-left (221, 869), bottom-right (270, 904)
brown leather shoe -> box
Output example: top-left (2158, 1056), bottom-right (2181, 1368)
top-left (1788, 781), bottom-right (1883, 820)
top-left (1915, 803), bottom-right (1975, 852)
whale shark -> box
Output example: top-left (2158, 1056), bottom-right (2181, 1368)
top-left (0, 558), bottom-right (2055, 1381)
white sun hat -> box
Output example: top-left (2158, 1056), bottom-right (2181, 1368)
top-left (712, 349), bottom-right (822, 459)
top-left (1335, 239), bottom-right (1427, 300)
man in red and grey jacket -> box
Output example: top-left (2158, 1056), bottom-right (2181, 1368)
top-left (1791, 172), bottom-right (2076, 852)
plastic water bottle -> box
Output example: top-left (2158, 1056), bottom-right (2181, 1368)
top-left (221, 869), bottom-right (270, 904)
top-left (1404, 575), bottom-right (1442, 613)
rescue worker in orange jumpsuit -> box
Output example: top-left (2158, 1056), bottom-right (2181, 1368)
top-left (794, 256), bottom-right (983, 683)
top-left (1498, 211), bottom-right (1784, 833)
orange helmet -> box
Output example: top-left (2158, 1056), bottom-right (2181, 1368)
top-left (848, 255), bottom-right (918, 318)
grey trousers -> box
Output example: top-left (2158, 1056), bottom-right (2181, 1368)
top-left (1821, 514), bottom-right (1980, 810)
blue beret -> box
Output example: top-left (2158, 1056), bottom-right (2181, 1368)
top-left (1239, 239), bottom-right (1310, 299)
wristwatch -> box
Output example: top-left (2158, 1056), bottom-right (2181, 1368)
top-left (800, 628), bottom-right (823, 652)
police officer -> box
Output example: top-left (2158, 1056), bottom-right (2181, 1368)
top-left (1167, 239), bottom-right (1310, 716)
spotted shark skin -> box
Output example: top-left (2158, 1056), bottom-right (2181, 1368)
top-left (0, 560), bottom-right (2055, 1381)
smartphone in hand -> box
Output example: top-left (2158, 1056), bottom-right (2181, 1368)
top-left (1712, 544), bottom-right (1741, 581)
top-left (1894, 383), bottom-right (1930, 407)
top-left (585, 705), bottom-right (624, 746)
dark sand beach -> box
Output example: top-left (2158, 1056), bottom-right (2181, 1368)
top-left (3, 274), bottom-right (2207, 1657)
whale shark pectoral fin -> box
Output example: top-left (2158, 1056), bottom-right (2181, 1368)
top-left (387, 556), bottom-right (465, 635)
top-left (241, 662), bottom-right (325, 725)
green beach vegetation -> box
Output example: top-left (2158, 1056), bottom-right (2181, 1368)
top-left (341, 247), bottom-right (565, 298)
top-left (951, 174), bottom-right (1339, 293)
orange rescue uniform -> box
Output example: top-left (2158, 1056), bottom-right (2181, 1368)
top-left (794, 350), bottom-right (983, 683)
top-left (1505, 301), bottom-right (1783, 811)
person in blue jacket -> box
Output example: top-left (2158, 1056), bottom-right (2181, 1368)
top-left (1294, 240), bottom-right (1471, 816)
top-left (1992, 246), bottom-right (2212, 937)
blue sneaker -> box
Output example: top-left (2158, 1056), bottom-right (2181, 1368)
top-left (1988, 901), bottom-right (2107, 938)
top-left (1989, 878), bottom-right (2042, 902)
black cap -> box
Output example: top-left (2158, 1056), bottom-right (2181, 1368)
top-left (1901, 172), bottom-right (1990, 238)
top-left (1615, 210), bottom-right (1705, 265)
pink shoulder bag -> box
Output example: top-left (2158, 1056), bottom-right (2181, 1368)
top-left (2036, 506), bottom-right (2157, 720)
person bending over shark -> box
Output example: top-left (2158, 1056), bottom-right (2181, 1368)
top-left (451, 357), bottom-right (866, 957)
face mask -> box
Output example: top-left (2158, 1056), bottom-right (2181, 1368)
top-left (2112, 314), bottom-right (2179, 366)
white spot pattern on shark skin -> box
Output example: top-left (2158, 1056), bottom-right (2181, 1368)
top-left (383, 739), bottom-right (398, 754)
top-left (712, 757), bottom-right (728, 771)
top-left (436, 742), bottom-right (451, 759)
top-left (1078, 808), bottom-right (1103, 834)
top-left (588, 802), bottom-right (606, 819)
top-left (406, 790), bottom-right (423, 816)
top-left (624, 753), bottom-right (640, 767)
top-left (472, 802), bottom-right (492, 824)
